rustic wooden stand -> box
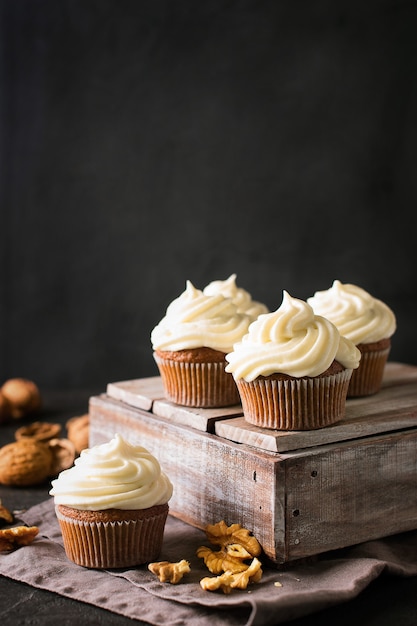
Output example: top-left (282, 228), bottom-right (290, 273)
top-left (89, 362), bottom-right (417, 565)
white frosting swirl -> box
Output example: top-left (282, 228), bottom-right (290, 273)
top-left (225, 291), bottom-right (361, 381)
top-left (307, 280), bottom-right (396, 345)
top-left (151, 280), bottom-right (251, 353)
top-left (203, 274), bottom-right (269, 321)
top-left (49, 434), bottom-right (173, 511)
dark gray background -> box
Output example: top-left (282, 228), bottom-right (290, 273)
top-left (1, 0), bottom-right (417, 390)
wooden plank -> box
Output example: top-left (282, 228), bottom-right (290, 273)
top-left (106, 377), bottom-right (164, 411)
top-left (215, 363), bottom-right (417, 452)
top-left (283, 429), bottom-right (417, 560)
top-left (380, 361), bottom-right (417, 387)
top-left (152, 399), bottom-right (243, 433)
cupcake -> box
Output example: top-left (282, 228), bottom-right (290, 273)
top-left (49, 434), bottom-right (173, 569)
top-left (151, 280), bottom-right (251, 407)
top-left (203, 273), bottom-right (269, 322)
top-left (225, 291), bottom-right (361, 430)
top-left (307, 280), bottom-right (396, 397)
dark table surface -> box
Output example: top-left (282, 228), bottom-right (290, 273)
top-left (1, 388), bottom-right (417, 626)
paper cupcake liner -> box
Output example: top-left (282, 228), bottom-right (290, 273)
top-left (347, 342), bottom-right (391, 397)
top-left (153, 353), bottom-right (240, 407)
top-left (235, 369), bottom-right (353, 430)
top-left (56, 504), bottom-right (168, 569)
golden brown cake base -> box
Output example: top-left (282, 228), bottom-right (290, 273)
top-left (235, 365), bottom-right (353, 430)
top-left (56, 503), bottom-right (169, 569)
top-left (154, 348), bottom-right (240, 407)
top-left (348, 338), bottom-right (391, 397)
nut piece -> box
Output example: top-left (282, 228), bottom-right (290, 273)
top-left (66, 414), bottom-right (89, 454)
top-left (148, 559), bottom-right (191, 584)
top-left (15, 421), bottom-right (61, 442)
top-left (196, 545), bottom-right (249, 574)
top-left (1, 379), bottom-right (41, 420)
top-left (204, 521), bottom-right (262, 557)
top-left (200, 571), bottom-right (235, 594)
top-left (200, 558), bottom-right (263, 594)
top-left (48, 438), bottom-right (76, 476)
top-left (197, 521), bottom-right (262, 575)
top-left (0, 501), bottom-right (14, 527)
top-left (0, 439), bottom-right (53, 486)
top-left (198, 521), bottom-right (263, 594)
top-left (0, 526), bottom-right (39, 551)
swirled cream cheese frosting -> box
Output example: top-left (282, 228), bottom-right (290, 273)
top-left (203, 274), bottom-right (269, 321)
top-left (307, 280), bottom-right (396, 345)
top-left (225, 291), bottom-right (361, 381)
top-left (150, 280), bottom-right (251, 353)
top-left (49, 434), bottom-right (173, 510)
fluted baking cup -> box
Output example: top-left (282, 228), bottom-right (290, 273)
top-left (56, 503), bottom-right (169, 569)
top-left (235, 369), bottom-right (353, 430)
top-left (347, 340), bottom-right (391, 397)
top-left (153, 353), bottom-right (240, 407)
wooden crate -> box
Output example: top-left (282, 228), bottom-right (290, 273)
top-left (89, 362), bottom-right (417, 565)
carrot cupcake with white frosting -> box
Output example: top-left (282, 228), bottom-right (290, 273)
top-left (151, 280), bottom-right (251, 407)
top-left (203, 273), bottom-right (269, 322)
top-left (225, 291), bottom-right (361, 430)
top-left (50, 434), bottom-right (173, 568)
top-left (308, 280), bottom-right (396, 396)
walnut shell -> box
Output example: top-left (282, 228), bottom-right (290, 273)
top-left (0, 392), bottom-right (12, 424)
top-left (66, 414), bottom-right (89, 454)
top-left (0, 438), bottom-right (53, 486)
top-left (48, 438), bottom-right (76, 476)
top-left (1, 379), bottom-right (41, 420)
top-left (15, 421), bottom-right (61, 443)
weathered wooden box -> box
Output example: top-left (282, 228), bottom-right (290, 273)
top-left (89, 362), bottom-right (417, 565)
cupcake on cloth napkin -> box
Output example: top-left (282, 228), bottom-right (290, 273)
top-left (151, 280), bottom-right (251, 407)
top-left (307, 280), bottom-right (396, 397)
top-left (50, 434), bottom-right (173, 569)
top-left (225, 291), bottom-right (361, 430)
top-left (203, 273), bottom-right (269, 322)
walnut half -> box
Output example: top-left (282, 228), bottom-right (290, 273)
top-left (0, 526), bottom-right (39, 552)
top-left (200, 557), bottom-right (263, 594)
top-left (148, 559), bottom-right (191, 584)
top-left (197, 520), bottom-right (263, 593)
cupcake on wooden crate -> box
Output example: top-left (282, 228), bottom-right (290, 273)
top-left (151, 280), bottom-right (251, 407)
top-left (225, 291), bottom-right (361, 430)
top-left (307, 280), bottom-right (396, 397)
top-left (50, 434), bottom-right (173, 569)
top-left (203, 273), bottom-right (269, 322)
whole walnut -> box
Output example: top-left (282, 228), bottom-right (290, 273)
top-left (0, 438), bottom-right (53, 486)
top-left (1, 379), bottom-right (42, 420)
top-left (66, 414), bottom-right (89, 454)
top-left (0, 392), bottom-right (12, 424)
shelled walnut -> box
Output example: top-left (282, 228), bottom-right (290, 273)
top-left (0, 526), bottom-right (39, 551)
top-left (148, 559), bottom-right (191, 584)
top-left (200, 557), bottom-right (263, 594)
top-left (197, 520), bottom-right (261, 574)
top-left (0, 500), bottom-right (14, 527)
top-left (197, 520), bottom-right (263, 593)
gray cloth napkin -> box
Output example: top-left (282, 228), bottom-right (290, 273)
top-left (1, 498), bottom-right (417, 626)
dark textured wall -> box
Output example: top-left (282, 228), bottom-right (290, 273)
top-left (2, 0), bottom-right (417, 390)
